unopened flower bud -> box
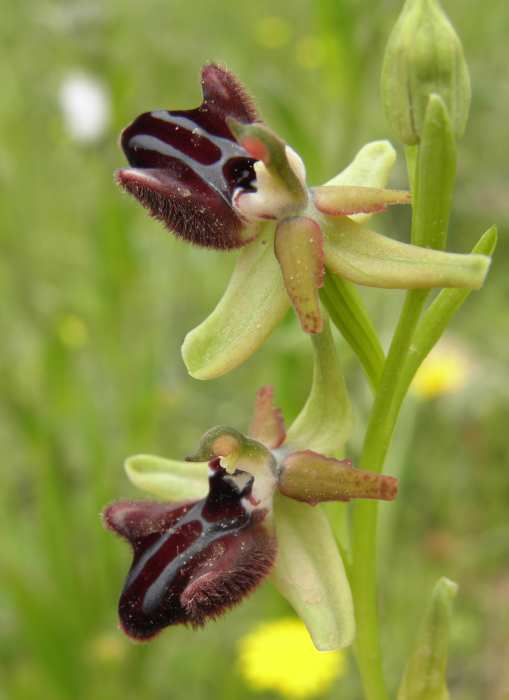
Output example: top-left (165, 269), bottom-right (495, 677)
top-left (381, 0), bottom-right (471, 145)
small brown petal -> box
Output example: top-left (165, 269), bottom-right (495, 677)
top-left (249, 385), bottom-right (286, 449)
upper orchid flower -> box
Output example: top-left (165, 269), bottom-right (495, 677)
top-left (103, 321), bottom-right (397, 650)
top-left (117, 63), bottom-right (490, 380)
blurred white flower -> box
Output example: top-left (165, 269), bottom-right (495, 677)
top-left (59, 71), bottom-right (110, 142)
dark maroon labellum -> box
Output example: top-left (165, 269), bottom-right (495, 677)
top-left (103, 459), bottom-right (275, 640)
top-left (117, 64), bottom-right (261, 249)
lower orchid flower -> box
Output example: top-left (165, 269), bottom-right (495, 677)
top-left (103, 321), bottom-right (397, 650)
top-left (103, 457), bottom-right (277, 639)
top-left (116, 63), bottom-right (490, 380)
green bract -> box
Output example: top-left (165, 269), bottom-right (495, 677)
top-left (398, 578), bottom-right (458, 700)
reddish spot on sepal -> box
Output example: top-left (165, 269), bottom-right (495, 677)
top-left (117, 64), bottom-right (261, 250)
top-left (241, 136), bottom-right (270, 163)
top-left (249, 385), bottom-right (287, 449)
top-left (103, 459), bottom-right (275, 640)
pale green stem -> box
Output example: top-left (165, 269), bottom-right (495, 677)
top-left (350, 288), bottom-right (427, 700)
top-left (347, 96), bottom-right (458, 700)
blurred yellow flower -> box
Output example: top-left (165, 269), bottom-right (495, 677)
top-left (88, 631), bottom-right (127, 664)
top-left (237, 618), bottom-right (345, 698)
top-left (411, 341), bottom-right (471, 400)
top-left (295, 36), bottom-right (324, 70)
top-left (57, 313), bottom-right (89, 349)
top-left (254, 16), bottom-right (292, 49)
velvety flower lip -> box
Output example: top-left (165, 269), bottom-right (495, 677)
top-left (116, 63), bottom-right (260, 249)
top-left (103, 458), bottom-right (276, 640)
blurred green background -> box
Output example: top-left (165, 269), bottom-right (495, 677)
top-left (1, 0), bottom-right (508, 698)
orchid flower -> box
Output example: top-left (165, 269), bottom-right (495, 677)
top-left (116, 64), bottom-right (490, 380)
top-left (103, 321), bottom-right (397, 650)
